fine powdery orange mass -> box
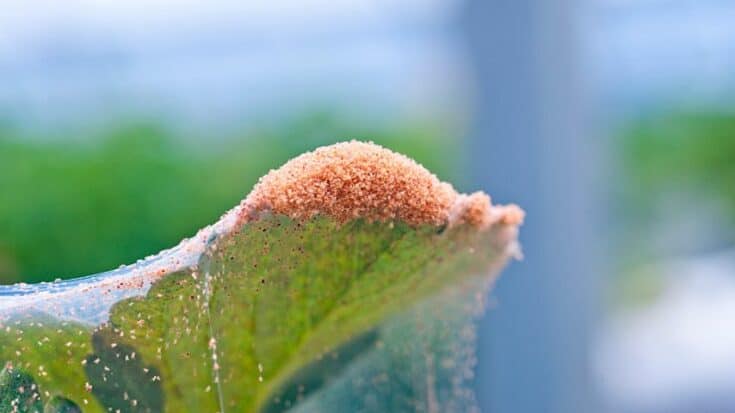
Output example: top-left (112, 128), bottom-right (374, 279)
top-left (237, 140), bottom-right (524, 230)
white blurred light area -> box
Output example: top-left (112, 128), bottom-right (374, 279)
top-left (596, 252), bottom-right (735, 413)
top-left (0, 0), bottom-right (468, 131)
top-left (588, 0), bottom-right (735, 111)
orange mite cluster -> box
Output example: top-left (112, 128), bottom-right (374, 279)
top-left (237, 141), bottom-right (523, 229)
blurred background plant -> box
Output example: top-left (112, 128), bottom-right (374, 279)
top-left (2, 0), bottom-right (735, 412)
top-left (622, 110), bottom-right (735, 239)
top-left (0, 116), bottom-right (455, 284)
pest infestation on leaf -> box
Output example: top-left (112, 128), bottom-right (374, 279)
top-left (0, 141), bottom-right (522, 413)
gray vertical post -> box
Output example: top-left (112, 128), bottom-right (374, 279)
top-left (462, 0), bottom-right (602, 412)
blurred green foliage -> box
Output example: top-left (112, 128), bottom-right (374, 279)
top-left (622, 110), bottom-right (735, 225)
top-left (0, 114), bottom-right (458, 284)
top-left (613, 110), bottom-right (735, 306)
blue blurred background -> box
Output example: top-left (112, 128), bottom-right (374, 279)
top-left (2, 0), bottom-right (735, 412)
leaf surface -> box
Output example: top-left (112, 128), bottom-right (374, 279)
top-left (1, 213), bottom-right (515, 413)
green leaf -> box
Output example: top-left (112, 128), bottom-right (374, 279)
top-left (102, 271), bottom-right (221, 412)
top-left (101, 213), bottom-right (512, 412)
top-left (84, 328), bottom-right (164, 412)
top-left (44, 396), bottom-right (81, 413)
top-left (288, 284), bottom-right (486, 412)
top-left (258, 329), bottom-right (380, 413)
top-left (0, 315), bottom-right (101, 412)
top-left (1, 367), bottom-right (43, 413)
